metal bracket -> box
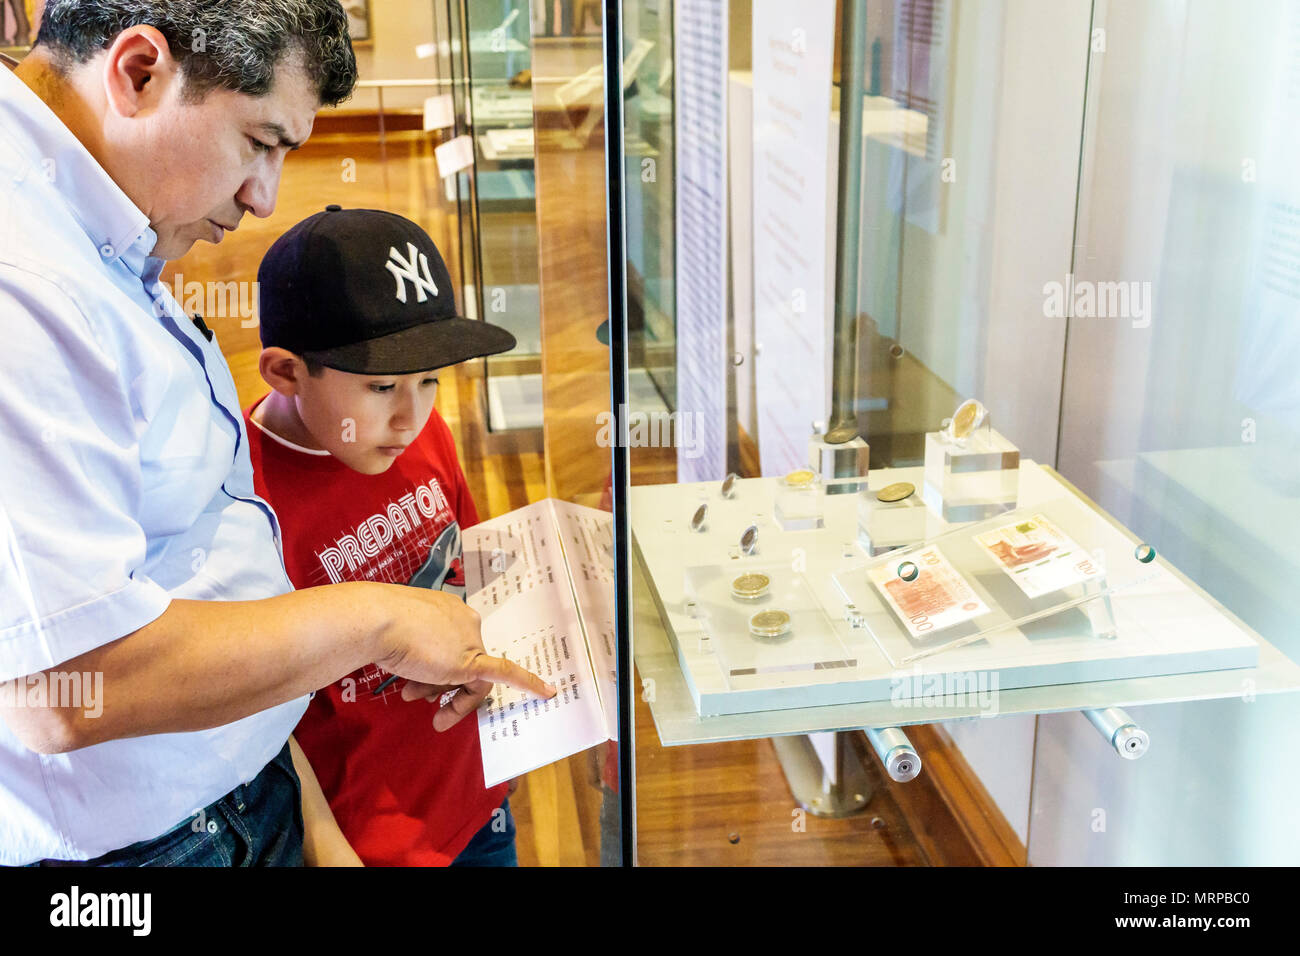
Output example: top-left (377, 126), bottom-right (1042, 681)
top-left (1083, 706), bottom-right (1149, 759)
top-left (865, 726), bottom-right (922, 782)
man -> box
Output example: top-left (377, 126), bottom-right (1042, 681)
top-left (0, 0), bottom-right (552, 867)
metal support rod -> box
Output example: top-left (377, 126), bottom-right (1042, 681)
top-left (865, 726), bottom-right (922, 782)
top-left (1083, 707), bottom-right (1149, 760)
top-left (826, 0), bottom-right (869, 448)
top-left (772, 733), bottom-right (872, 818)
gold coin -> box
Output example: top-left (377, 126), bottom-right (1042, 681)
top-left (784, 468), bottom-right (816, 488)
top-left (876, 481), bottom-right (916, 503)
top-left (731, 572), bottom-right (770, 599)
top-left (749, 609), bottom-right (791, 637)
top-left (950, 399), bottom-right (985, 440)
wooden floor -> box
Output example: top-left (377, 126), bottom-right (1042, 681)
top-left (199, 122), bottom-right (1007, 867)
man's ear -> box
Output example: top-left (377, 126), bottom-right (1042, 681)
top-left (259, 348), bottom-right (307, 396)
top-left (101, 25), bottom-right (180, 118)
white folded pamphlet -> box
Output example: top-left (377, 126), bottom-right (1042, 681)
top-left (462, 498), bottom-right (617, 786)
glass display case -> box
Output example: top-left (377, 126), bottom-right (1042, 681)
top-left (440, 0), bottom-right (543, 433)
top-left (605, 0), bottom-right (1300, 866)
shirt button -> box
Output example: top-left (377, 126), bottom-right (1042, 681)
top-left (99, 243), bottom-right (116, 259)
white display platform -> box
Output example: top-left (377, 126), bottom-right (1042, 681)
top-left (630, 462), bottom-right (1267, 718)
top-left (633, 552), bottom-right (1300, 746)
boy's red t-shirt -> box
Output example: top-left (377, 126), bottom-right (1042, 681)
top-left (244, 395), bottom-right (507, 866)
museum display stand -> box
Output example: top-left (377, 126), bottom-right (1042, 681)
top-left (630, 462), bottom-right (1300, 788)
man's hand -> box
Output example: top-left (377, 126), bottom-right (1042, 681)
top-left (373, 585), bottom-right (554, 730)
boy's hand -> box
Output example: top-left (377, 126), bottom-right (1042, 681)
top-left (290, 735), bottom-right (366, 867)
top-left (371, 585), bottom-right (555, 729)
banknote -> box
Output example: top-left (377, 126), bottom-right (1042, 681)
top-left (974, 512), bottom-right (1101, 599)
top-left (868, 546), bottom-right (990, 638)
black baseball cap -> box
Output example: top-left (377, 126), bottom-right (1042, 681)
top-left (257, 206), bottom-right (517, 374)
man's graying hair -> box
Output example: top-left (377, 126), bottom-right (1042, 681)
top-left (36, 0), bottom-right (357, 106)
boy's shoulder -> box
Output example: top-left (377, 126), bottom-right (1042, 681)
top-left (240, 396), bottom-right (262, 433)
top-left (241, 395), bottom-right (342, 502)
top-left (414, 405), bottom-right (461, 461)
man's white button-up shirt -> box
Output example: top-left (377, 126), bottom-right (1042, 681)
top-left (0, 65), bottom-right (308, 864)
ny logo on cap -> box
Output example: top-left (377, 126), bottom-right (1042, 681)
top-left (385, 243), bottom-right (439, 304)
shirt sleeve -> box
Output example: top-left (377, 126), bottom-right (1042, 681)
top-left (0, 266), bottom-right (171, 683)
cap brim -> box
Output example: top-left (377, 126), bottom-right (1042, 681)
top-left (310, 317), bottom-right (517, 375)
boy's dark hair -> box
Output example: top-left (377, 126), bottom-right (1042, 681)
top-left (36, 0), bottom-right (358, 107)
top-left (301, 353), bottom-right (329, 378)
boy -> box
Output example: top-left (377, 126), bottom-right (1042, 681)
top-left (245, 206), bottom-right (519, 866)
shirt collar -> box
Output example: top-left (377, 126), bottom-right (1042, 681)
top-left (246, 398), bottom-right (333, 457)
top-left (0, 63), bottom-right (159, 276)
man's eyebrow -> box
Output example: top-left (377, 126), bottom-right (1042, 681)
top-left (256, 122), bottom-right (304, 151)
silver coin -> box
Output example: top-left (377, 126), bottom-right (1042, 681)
top-left (690, 503), bottom-right (708, 531)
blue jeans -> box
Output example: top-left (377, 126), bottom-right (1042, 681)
top-left (36, 741), bottom-right (304, 867)
top-left (450, 799), bottom-right (518, 867)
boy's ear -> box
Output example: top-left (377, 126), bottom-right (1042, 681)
top-left (259, 348), bottom-right (306, 396)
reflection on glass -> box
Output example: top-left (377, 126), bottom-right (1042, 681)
top-left (622, 0), bottom-right (677, 432)
top-left (459, 0), bottom-right (543, 432)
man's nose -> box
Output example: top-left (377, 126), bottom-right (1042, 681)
top-left (236, 160), bottom-right (283, 219)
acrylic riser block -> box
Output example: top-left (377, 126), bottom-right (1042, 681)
top-left (922, 423), bottom-right (1020, 522)
top-left (857, 491), bottom-right (944, 556)
top-left (809, 434), bottom-right (870, 496)
top-left (774, 481), bottom-right (824, 531)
